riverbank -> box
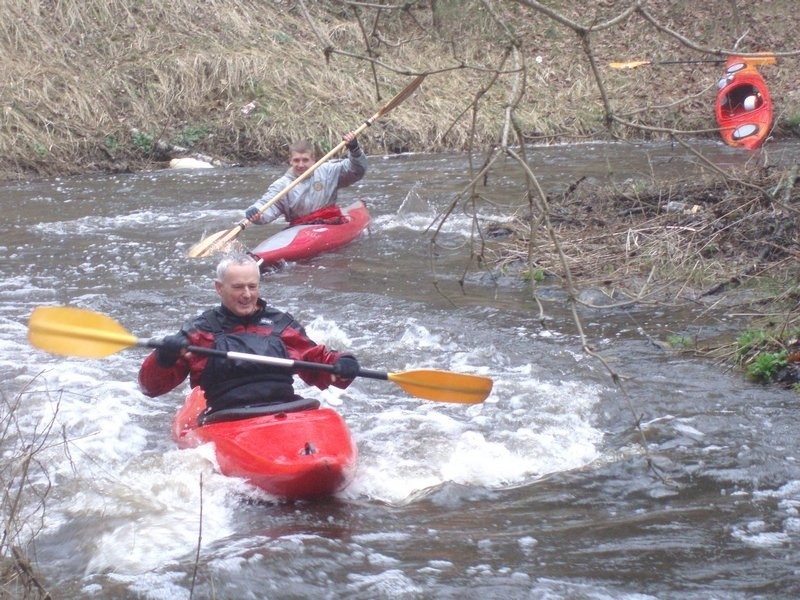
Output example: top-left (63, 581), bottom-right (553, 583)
top-left (3, 1), bottom-right (799, 180)
top-left (485, 163), bottom-right (800, 390)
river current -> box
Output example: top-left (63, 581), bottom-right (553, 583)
top-left (2, 140), bottom-right (800, 599)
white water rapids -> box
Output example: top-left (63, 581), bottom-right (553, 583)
top-left (2, 141), bottom-right (800, 598)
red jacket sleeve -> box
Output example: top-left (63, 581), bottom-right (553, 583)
top-left (138, 351), bottom-right (191, 397)
top-left (280, 326), bottom-right (353, 390)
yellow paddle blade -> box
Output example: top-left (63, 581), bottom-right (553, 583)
top-left (28, 306), bottom-right (139, 358)
top-left (608, 60), bottom-right (651, 69)
top-left (747, 53), bottom-right (777, 66)
top-left (187, 225), bottom-right (243, 258)
top-left (387, 369), bottom-right (493, 404)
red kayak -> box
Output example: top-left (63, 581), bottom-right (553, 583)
top-left (715, 54), bottom-right (775, 150)
top-left (250, 200), bottom-right (370, 267)
top-left (172, 387), bottom-right (358, 500)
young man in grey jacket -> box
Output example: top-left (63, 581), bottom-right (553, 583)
top-left (245, 131), bottom-right (367, 226)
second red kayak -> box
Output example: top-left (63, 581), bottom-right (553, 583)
top-left (250, 200), bottom-right (370, 267)
top-left (172, 387), bottom-right (358, 500)
top-left (714, 54), bottom-right (775, 150)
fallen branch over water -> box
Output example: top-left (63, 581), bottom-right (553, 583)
top-left (484, 165), bottom-right (800, 387)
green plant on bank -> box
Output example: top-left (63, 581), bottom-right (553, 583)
top-left (745, 349), bottom-right (788, 382)
top-left (173, 125), bottom-right (210, 147)
top-left (104, 134), bottom-right (120, 153)
top-left (271, 30), bottom-right (292, 44)
top-left (666, 334), bottom-right (694, 350)
top-left (522, 268), bottom-right (546, 283)
top-left (784, 113), bottom-right (800, 128)
top-left (735, 328), bottom-right (771, 359)
top-left (735, 326), bottom-right (800, 384)
top-left (700, 243), bottom-right (718, 258)
top-left (131, 130), bottom-right (154, 155)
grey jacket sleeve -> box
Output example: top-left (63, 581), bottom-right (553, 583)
top-left (249, 172), bottom-right (294, 224)
top-left (337, 146), bottom-right (367, 188)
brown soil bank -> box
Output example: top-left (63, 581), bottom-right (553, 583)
top-left (2, 1), bottom-right (799, 179)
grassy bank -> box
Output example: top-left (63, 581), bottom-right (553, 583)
top-left (2, 1), bottom-right (799, 180)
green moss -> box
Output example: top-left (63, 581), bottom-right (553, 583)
top-left (784, 113), bottom-right (800, 128)
top-left (131, 130), bottom-right (154, 154)
top-left (173, 125), bottom-right (210, 147)
top-left (666, 335), bottom-right (693, 350)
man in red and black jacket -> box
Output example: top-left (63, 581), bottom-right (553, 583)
top-left (138, 253), bottom-right (359, 415)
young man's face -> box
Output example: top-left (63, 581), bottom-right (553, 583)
top-left (289, 151), bottom-right (314, 177)
top-left (215, 263), bottom-right (260, 317)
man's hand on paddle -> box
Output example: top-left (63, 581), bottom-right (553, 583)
top-left (245, 206), bottom-right (261, 223)
top-left (343, 131), bottom-right (359, 152)
top-left (156, 334), bottom-right (188, 367)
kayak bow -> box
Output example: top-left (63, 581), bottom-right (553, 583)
top-left (172, 387), bottom-right (358, 499)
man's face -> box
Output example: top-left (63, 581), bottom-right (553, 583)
top-left (215, 263), bottom-right (260, 317)
top-left (289, 151), bottom-right (314, 177)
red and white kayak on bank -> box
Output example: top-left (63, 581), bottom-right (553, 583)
top-left (172, 387), bottom-right (358, 500)
top-left (715, 54), bottom-right (775, 150)
top-left (250, 200), bottom-right (370, 267)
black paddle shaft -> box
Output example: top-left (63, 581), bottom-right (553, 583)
top-left (146, 339), bottom-right (388, 381)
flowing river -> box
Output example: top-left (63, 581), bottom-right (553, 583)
top-left (2, 140), bottom-right (800, 599)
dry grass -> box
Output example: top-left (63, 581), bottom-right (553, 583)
top-left (2, 0), bottom-right (799, 179)
top-left (487, 168), bottom-right (799, 300)
top-left (474, 162), bottom-right (800, 389)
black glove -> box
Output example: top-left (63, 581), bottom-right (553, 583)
top-left (332, 354), bottom-right (360, 380)
top-left (156, 334), bottom-right (187, 367)
top-left (245, 205), bottom-right (261, 221)
top-left (346, 137), bottom-right (359, 152)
